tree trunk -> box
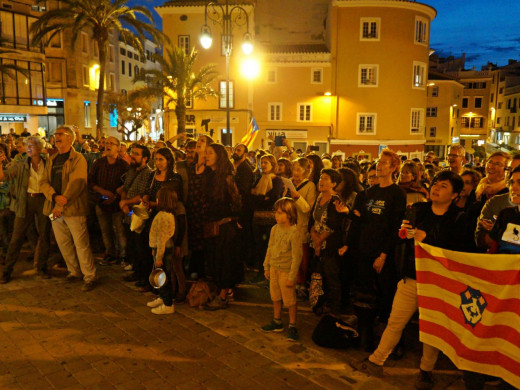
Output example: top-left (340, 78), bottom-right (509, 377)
top-left (96, 39), bottom-right (107, 139)
top-left (175, 103), bottom-right (186, 135)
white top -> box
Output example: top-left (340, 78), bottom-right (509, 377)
top-left (149, 211), bottom-right (176, 261)
top-left (28, 160), bottom-right (44, 194)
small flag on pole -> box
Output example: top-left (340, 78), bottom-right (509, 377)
top-left (415, 242), bottom-right (520, 389)
top-left (240, 117), bottom-right (260, 148)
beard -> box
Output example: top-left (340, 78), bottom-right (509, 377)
top-left (231, 153), bottom-right (241, 161)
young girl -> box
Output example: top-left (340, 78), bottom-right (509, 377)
top-left (262, 198), bottom-right (303, 341)
top-left (147, 185), bottom-right (185, 314)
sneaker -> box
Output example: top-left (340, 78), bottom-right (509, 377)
top-left (122, 273), bottom-right (139, 282)
top-left (261, 319), bottom-right (284, 332)
top-left (99, 256), bottom-right (117, 266)
top-left (147, 297), bottom-right (163, 308)
top-left (66, 274), bottom-right (82, 282)
top-left (351, 358), bottom-right (383, 377)
top-left (82, 281), bottom-right (96, 292)
top-left (415, 370), bottom-right (433, 390)
top-left (151, 304), bottom-right (174, 315)
top-left (287, 326), bottom-right (299, 341)
top-left (0, 273), bottom-right (10, 284)
top-left (204, 297), bottom-right (228, 311)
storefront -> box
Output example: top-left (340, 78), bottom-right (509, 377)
top-left (38, 99), bottom-right (65, 137)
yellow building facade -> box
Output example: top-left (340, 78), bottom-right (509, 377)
top-left (157, 0), bottom-right (436, 158)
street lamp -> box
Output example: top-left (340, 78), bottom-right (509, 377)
top-left (200, 0), bottom-right (253, 136)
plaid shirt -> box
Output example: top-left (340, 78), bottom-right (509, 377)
top-left (124, 165), bottom-right (153, 198)
top-left (88, 156), bottom-right (129, 193)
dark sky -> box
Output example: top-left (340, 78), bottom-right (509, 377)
top-left (142, 0), bottom-right (520, 70)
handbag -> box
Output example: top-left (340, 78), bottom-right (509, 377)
top-left (187, 280), bottom-right (213, 308)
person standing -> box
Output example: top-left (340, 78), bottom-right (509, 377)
top-left (39, 126), bottom-right (97, 292)
top-left (88, 136), bottom-right (129, 265)
top-left (0, 137), bottom-right (51, 283)
top-left (446, 145), bottom-right (465, 176)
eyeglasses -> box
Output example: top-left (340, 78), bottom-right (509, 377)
top-left (486, 161), bottom-right (505, 168)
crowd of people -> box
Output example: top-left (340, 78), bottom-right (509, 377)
top-left (0, 126), bottom-right (518, 390)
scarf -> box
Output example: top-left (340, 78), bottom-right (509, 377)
top-left (252, 173), bottom-right (276, 196)
top-left (475, 177), bottom-right (506, 201)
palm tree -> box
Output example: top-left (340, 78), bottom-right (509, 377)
top-left (135, 46), bottom-right (218, 135)
top-left (30, 0), bottom-right (165, 138)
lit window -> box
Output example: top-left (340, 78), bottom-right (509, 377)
top-left (268, 103), bottom-right (282, 121)
top-left (297, 103), bottom-right (312, 122)
top-left (266, 69), bottom-right (277, 84)
top-left (360, 18), bottom-right (380, 40)
top-left (357, 113), bottom-right (376, 135)
top-left (359, 65), bottom-right (378, 87)
top-left (461, 117), bottom-right (469, 128)
top-left (311, 68), bottom-right (322, 84)
top-left (219, 80), bottom-right (234, 108)
top-left (410, 108), bottom-right (424, 134)
top-left (412, 61), bottom-right (426, 88)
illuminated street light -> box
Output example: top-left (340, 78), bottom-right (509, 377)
top-left (241, 58), bottom-right (260, 79)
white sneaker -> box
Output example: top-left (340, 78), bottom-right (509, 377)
top-left (151, 304), bottom-right (174, 315)
top-left (146, 297), bottom-right (163, 308)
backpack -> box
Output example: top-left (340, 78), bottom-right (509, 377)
top-left (187, 280), bottom-right (213, 308)
top-left (312, 315), bottom-right (359, 349)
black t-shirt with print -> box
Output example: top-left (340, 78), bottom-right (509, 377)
top-left (489, 206), bottom-right (520, 254)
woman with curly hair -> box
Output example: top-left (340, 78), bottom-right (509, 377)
top-left (202, 143), bottom-right (242, 310)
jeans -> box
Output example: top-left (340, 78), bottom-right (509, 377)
top-left (52, 215), bottom-right (96, 283)
top-left (95, 205), bottom-right (126, 258)
top-left (1, 196), bottom-right (50, 276)
top-left (369, 278), bottom-right (439, 371)
top-left (158, 247), bottom-right (174, 306)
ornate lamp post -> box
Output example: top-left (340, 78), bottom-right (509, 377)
top-left (199, 0), bottom-right (253, 135)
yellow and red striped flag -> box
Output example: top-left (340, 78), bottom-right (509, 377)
top-left (415, 242), bottom-right (520, 389)
top-left (240, 117), bottom-right (260, 149)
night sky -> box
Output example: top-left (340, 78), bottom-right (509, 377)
top-left (141, 0), bottom-right (520, 70)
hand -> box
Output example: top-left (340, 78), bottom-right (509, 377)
top-left (264, 270), bottom-right (270, 280)
top-left (155, 258), bottom-right (163, 268)
top-left (353, 209), bottom-right (361, 217)
top-left (289, 188), bottom-right (300, 199)
top-left (373, 256), bottom-right (385, 274)
top-left (414, 229), bottom-right (427, 242)
top-left (51, 208), bottom-right (62, 219)
top-left (54, 195), bottom-right (68, 207)
top-left (400, 220), bottom-right (416, 239)
top-left (479, 219), bottom-right (494, 231)
top-left (338, 245), bottom-right (348, 256)
top-left (334, 199), bottom-right (349, 214)
top-left (285, 279), bottom-right (295, 287)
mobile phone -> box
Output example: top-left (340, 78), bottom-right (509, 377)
top-left (274, 136), bottom-right (285, 147)
top-left (403, 205), bottom-right (416, 228)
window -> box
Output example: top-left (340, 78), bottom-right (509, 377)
top-left (497, 117), bottom-right (501, 124)
top-left (498, 102), bottom-right (503, 109)
top-left (415, 16), bottom-right (428, 44)
top-left (429, 127), bottom-right (436, 137)
top-left (499, 87), bottom-right (504, 94)
top-left (109, 73), bottom-right (115, 92)
top-left (412, 61), bottom-right (426, 88)
top-left (47, 62), bottom-right (62, 82)
top-left (360, 17), bottom-right (380, 40)
top-left (426, 107), bottom-right (437, 117)
top-left (410, 108), bottom-right (424, 134)
top-left (268, 103), bottom-right (282, 121)
top-left (109, 45), bottom-right (115, 63)
top-left (81, 32), bottom-right (88, 54)
top-left (356, 113), bottom-right (376, 135)
top-left (49, 31), bottom-right (61, 48)
top-left (431, 86), bottom-right (439, 97)
top-left (219, 80), bottom-right (234, 108)
top-left (462, 97), bottom-right (468, 108)
top-left (507, 99), bottom-right (511, 109)
top-left (297, 103), bottom-right (312, 122)
top-left (471, 117), bottom-right (483, 128)
top-left (474, 97), bottom-right (482, 108)
top-left (134, 53), bottom-right (138, 60)
top-left (490, 93), bottom-right (494, 103)
top-left (128, 63), bottom-right (132, 77)
top-left (464, 82), bottom-right (487, 89)
top-left (134, 65), bottom-right (139, 78)
top-left (266, 69), bottom-right (277, 84)
top-left (185, 92), bottom-right (193, 109)
top-left (127, 51), bottom-right (132, 59)
top-left (82, 65), bottom-right (89, 86)
top-left (179, 35), bottom-right (190, 55)
top-left (94, 42), bottom-right (99, 57)
top-left (120, 48), bottom-right (126, 55)
top-left (311, 68), bottom-right (323, 84)
top-left (359, 64), bottom-right (378, 87)
top-left (121, 60), bottom-right (125, 75)
top-left (461, 117), bottom-right (469, 127)
top-left (84, 101), bottom-right (91, 128)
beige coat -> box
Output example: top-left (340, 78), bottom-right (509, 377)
top-left (40, 148), bottom-right (89, 217)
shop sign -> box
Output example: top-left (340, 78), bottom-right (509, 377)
top-left (266, 129), bottom-right (307, 139)
top-left (47, 99), bottom-right (64, 108)
top-left (0, 115), bottom-right (27, 122)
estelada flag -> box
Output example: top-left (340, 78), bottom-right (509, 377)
top-left (240, 117), bottom-right (260, 148)
top-left (415, 242), bottom-right (520, 388)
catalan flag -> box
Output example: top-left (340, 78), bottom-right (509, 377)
top-left (240, 117), bottom-right (260, 148)
top-left (415, 242), bottom-right (520, 388)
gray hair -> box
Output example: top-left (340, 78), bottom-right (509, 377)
top-left (55, 125), bottom-right (76, 143)
top-left (26, 136), bottom-right (44, 150)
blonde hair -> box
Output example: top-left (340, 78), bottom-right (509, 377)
top-left (273, 197), bottom-right (298, 225)
top-left (261, 154), bottom-right (278, 174)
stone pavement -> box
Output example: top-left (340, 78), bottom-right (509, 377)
top-left (0, 254), bottom-right (480, 390)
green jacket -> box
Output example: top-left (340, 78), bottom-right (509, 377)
top-left (40, 148), bottom-right (88, 217)
top-left (2, 155), bottom-right (47, 218)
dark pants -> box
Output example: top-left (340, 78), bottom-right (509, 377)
top-left (320, 254), bottom-right (342, 316)
top-left (252, 222), bottom-right (274, 271)
top-left (158, 247), bottom-right (174, 306)
top-left (0, 208), bottom-right (13, 256)
top-left (126, 224), bottom-right (153, 282)
top-left (170, 252), bottom-right (186, 299)
top-left (1, 196), bottom-right (50, 276)
top-left (188, 249), bottom-right (205, 278)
